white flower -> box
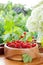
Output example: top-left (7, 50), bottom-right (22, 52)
top-left (26, 5), bottom-right (43, 32)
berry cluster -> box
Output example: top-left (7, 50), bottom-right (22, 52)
top-left (7, 40), bottom-right (36, 48)
top-left (7, 32), bottom-right (36, 48)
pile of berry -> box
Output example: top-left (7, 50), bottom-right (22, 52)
top-left (7, 40), bottom-right (36, 48)
top-left (7, 32), bottom-right (36, 48)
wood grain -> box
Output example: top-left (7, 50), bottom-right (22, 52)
top-left (0, 53), bottom-right (43, 65)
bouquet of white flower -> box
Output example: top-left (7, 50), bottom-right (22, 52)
top-left (26, 5), bottom-right (43, 44)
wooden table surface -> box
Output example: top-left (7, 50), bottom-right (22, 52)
top-left (0, 53), bottom-right (43, 65)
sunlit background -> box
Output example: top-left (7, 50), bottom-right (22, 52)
top-left (0, 0), bottom-right (42, 8)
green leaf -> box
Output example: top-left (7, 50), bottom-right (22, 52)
top-left (26, 32), bottom-right (32, 42)
top-left (3, 32), bottom-right (20, 42)
top-left (28, 56), bottom-right (32, 63)
top-left (0, 22), bottom-right (4, 35)
top-left (22, 54), bottom-right (32, 63)
top-left (3, 34), bottom-right (11, 42)
top-left (4, 16), bottom-right (15, 34)
top-left (14, 26), bottom-right (24, 37)
top-left (11, 33), bottom-right (19, 41)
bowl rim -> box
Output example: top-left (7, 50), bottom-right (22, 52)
top-left (4, 44), bottom-right (38, 50)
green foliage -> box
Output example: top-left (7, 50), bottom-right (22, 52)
top-left (0, 2), bottom-right (32, 43)
top-left (0, 22), bottom-right (4, 35)
top-left (22, 54), bottom-right (32, 63)
top-left (0, 21), bottom-right (4, 43)
top-left (5, 1), bottom-right (13, 11)
top-left (3, 33), bottom-right (19, 42)
top-left (14, 13), bottom-right (28, 31)
top-left (4, 16), bottom-right (14, 34)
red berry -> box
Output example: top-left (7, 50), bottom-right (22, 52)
top-left (7, 44), bottom-right (11, 47)
top-left (24, 32), bottom-right (26, 35)
top-left (8, 42), bottom-right (15, 47)
top-left (16, 40), bottom-right (21, 43)
top-left (32, 43), bottom-right (36, 47)
top-left (20, 35), bottom-right (24, 38)
top-left (22, 44), bottom-right (27, 48)
top-left (21, 42), bottom-right (26, 48)
top-left (7, 42), bottom-right (11, 46)
top-left (7, 41), bottom-right (15, 48)
top-left (26, 44), bottom-right (32, 48)
top-left (15, 43), bottom-right (20, 48)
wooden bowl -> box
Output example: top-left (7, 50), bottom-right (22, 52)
top-left (37, 43), bottom-right (43, 53)
top-left (4, 44), bottom-right (40, 61)
top-left (0, 44), bottom-right (4, 55)
top-left (39, 48), bottom-right (43, 53)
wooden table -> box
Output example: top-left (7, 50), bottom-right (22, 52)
top-left (0, 54), bottom-right (43, 65)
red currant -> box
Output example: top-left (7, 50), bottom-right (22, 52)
top-left (7, 42), bottom-right (11, 46)
top-left (26, 43), bottom-right (32, 48)
top-left (32, 43), bottom-right (36, 47)
top-left (24, 32), bottom-right (26, 35)
top-left (15, 43), bottom-right (20, 48)
top-left (20, 35), bottom-right (24, 38)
